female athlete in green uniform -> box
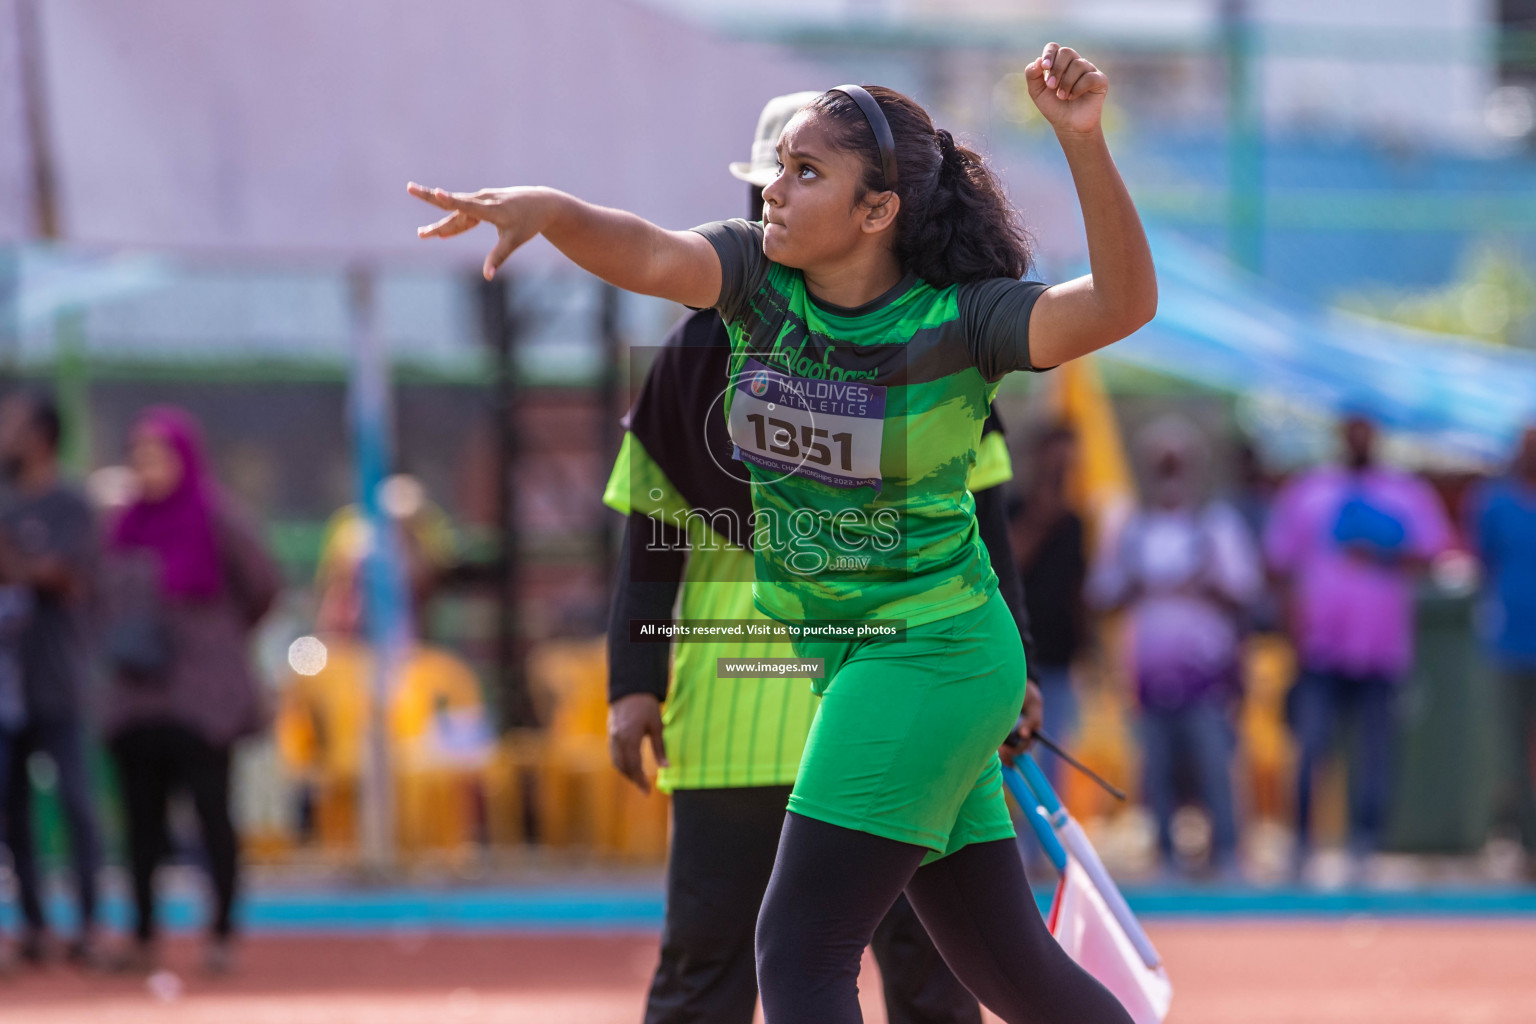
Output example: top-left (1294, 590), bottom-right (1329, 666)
top-left (411, 42), bottom-right (1153, 1024)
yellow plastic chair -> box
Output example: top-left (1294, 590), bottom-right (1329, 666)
top-left (526, 636), bottom-right (670, 860)
top-left (1240, 632), bottom-right (1298, 823)
top-left (276, 637), bottom-right (494, 857)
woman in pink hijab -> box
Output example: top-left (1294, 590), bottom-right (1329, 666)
top-left (103, 407), bottom-right (279, 974)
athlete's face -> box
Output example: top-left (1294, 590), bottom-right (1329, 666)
top-left (760, 111), bottom-right (897, 270)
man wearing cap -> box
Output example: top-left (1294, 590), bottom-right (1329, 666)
top-left (603, 91), bottom-right (1041, 1024)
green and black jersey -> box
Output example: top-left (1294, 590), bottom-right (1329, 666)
top-left (698, 218), bottom-right (1047, 630)
top-left (604, 304), bottom-right (1020, 793)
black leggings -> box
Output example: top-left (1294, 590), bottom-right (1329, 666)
top-left (756, 813), bottom-right (1134, 1024)
top-left (111, 724), bottom-right (239, 943)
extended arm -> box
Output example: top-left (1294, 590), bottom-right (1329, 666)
top-left (1019, 44), bottom-right (1157, 368)
top-left (606, 513), bottom-right (684, 704)
top-left (409, 184), bottom-right (722, 307)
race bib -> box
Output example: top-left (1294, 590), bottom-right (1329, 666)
top-left (728, 358), bottom-right (886, 490)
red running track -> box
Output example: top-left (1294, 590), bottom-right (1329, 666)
top-left (4, 920), bottom-right (1536, 1023)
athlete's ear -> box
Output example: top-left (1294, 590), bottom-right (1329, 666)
top-left (860, 191), bottom-right (900, 236)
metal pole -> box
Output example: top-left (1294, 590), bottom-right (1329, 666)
top-left (349, 265), bottom-right (405, 874)
top-left (1223, 0), bottom-right (1264, 273)
top-left (1, 0), bottom-right (23, 374)
top-left (16, 0), bottom-right (59, 240)
top-left (53, 306), bottom-right (89, 473)
top-left (597, 283), bottom-right (623, 591)
top-left (479, 275), bottom-right (531, 729)
top-left (0, 249), bottom-right (18, 389)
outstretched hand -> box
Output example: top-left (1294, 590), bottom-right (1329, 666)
top-left (407, 182), bottom-right (551, 280)
top-left (1024, 43), bottom-right (1109, 136)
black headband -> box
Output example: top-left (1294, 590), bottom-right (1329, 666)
top-left (827, 84), bottom-right (898, 192)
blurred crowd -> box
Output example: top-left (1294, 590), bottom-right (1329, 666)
top-left (0, 395), bottom-right (279, 974)
top-left (4, 378), bottom-right (1536, 977)
top-left (1010, 409), bottom-right (1536, 887)
top-left (0, 390), bottom-right (496, 977)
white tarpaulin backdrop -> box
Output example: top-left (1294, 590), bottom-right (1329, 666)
top-left (0, 0), bottom-right (830, 259)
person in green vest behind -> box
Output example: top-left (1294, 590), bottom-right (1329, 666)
top-left (600, 91), bottom-right (1043, 1024)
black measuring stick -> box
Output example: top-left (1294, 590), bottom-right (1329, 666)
top-left (1005, 727), bottom-right (1127, 802)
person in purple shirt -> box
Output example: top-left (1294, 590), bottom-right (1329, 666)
top-left (1468, 425), bottom-right (1536, 865)
top-left (1090, 415), bottom-right (1261, 880)
top-left (1264, 414), bottom-right (1453, 871)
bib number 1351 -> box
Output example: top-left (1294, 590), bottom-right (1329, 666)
top-left (742, 415), bottom-right (853, 471)
top-left (728, 358), bottom-right (885, 491)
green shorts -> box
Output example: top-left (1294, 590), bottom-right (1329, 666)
top-left (788, 588), bottom-right (1027, 862)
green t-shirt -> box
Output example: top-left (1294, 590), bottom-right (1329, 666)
top-left (603, 423), bottom-right (1015, 793)
top-left (697, 218), bottom-right (1047, 630)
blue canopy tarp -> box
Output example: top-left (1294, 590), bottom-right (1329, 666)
top-left (1102, 232), bottom-right (1536, 463)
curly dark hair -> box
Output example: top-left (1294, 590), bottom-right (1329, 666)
top-left (806, 86), bottom-right (1032, 287)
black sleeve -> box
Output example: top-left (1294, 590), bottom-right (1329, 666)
top-left (974, 484), bottom-right (1041, 687)
top-left (981, 408), bottom-right (1006, 453)
top-left (606, 513), bottom-right (687, 703)
top-left (690, 218), bottom-right (770, 324)
top-left (623, 310), bottom-right (755, 543)
top-left (959, 278), bottom-right (1053, 381)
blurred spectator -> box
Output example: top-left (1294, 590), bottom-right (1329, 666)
top-left (1468, 425), bottom-right (1536, 867)
top-left (1264, 414), bottom-right (1453, 872)
top-left (1090, 415), bottom-right (1261, 880)
top-left (1232, 438), bottom-right (1282, 634)
top-left (100, 407), bottom-right (280, 974)
top-left (0, 392), bottom-right (103, 967)
top-left (312, 482), bottom-right (456, 636)
top-left (1010, 423), bottom-right (1088, 784)
top-left (0, 538), bottom-right (26, 973)
top-left (1231, 439), bottom-right (1275, 541)
top-left (0, 576), bottom-right (20, 763)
